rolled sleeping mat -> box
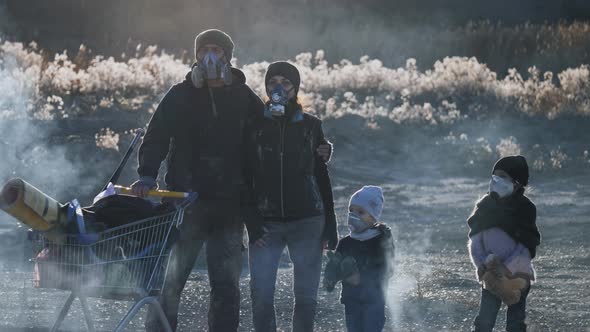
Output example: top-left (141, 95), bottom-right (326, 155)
top-left (0, 178), bottom-right (63, 231)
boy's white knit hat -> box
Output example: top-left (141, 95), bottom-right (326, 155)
top-left (349, 185), bottom-right (384, 221)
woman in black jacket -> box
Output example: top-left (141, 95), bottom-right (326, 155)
top-left (245, 61), bottom-right (337, 332)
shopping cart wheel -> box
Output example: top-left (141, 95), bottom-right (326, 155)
top-left (50, 292), bottom-right (95, 332)
top-left (113, 296), bottom-right (172, 332)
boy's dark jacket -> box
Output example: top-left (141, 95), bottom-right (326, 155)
top-left (137, 67), bottom-right (263, 202)
top-left (467, 189), bottom-right (541, 258)
top-left (336, 225), bottom-right (395, 303)
top-left (244, 102), bottom-right (338, 249)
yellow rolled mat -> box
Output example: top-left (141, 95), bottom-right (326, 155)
top-left (114, 185), bottom-right (189, 199)
top-left (0, 178), bottom-right (63, 231)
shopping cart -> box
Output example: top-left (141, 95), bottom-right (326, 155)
top-left (29, 193), bottom-right (197, 332)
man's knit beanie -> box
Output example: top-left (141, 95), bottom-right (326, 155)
top-left (194, 29), bottom-right (234, 60)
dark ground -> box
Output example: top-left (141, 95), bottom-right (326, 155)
top-left (1, 172), bottom-right (589, 331)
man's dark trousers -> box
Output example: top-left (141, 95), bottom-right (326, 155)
top-left (146, 199), bottom-right (244, 332)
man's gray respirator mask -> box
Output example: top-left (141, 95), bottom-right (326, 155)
top-left (191, 51), bottom-right (232, 88)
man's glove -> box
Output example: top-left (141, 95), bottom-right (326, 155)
top-left (130, 176), bottom-right (158, 197)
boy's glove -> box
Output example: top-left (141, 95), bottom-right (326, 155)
top-left (340, 256), bottom-right (359, 279)
top-left (375, 223), bottom-right (391, 237)
top-left (323, 252), bottom-right (361, 292)
top-left (341, 256), bottom-right (361, 286)
top-left (323, 251), bottom-right (343, 292)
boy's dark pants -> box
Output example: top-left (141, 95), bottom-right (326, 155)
top-left (145, 200), bottom-right (244, 332)
top-left (473, 285), bottom-right (530, 332)
top-left (343, 298), bottom-right (386, 332)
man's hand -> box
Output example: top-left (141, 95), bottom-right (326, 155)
top-left (130, 177), bottom-right (157, 198)
top-left (317, 143), bottom-right (332, 162)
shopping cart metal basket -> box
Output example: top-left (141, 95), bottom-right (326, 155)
top-left (29, 193), bottom-right (197, 332)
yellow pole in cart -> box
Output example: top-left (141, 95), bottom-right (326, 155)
top-left (113, 185), bottom-right (190, 199)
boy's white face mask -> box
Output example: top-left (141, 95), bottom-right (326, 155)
top-left (489, 175), bottom-right (514, 198)
top-left (348, 213), bottom-right (372, 233)
top-left (347, 213), bottom-right (381, 241)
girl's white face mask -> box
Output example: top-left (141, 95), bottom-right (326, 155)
top-left (489, 175), bottom-right (514, 198)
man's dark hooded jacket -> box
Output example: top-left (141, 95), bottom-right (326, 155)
top-left (138, 67), bottom-right (263, 202)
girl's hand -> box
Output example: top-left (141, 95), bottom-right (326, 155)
top-left (477, 266), bottom-right (486, 279)
top-left (321, 240), bottom-right (329, 250)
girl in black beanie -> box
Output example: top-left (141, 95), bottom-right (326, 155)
top-left (244, 61), bottom-right (337, 332)
top-left (467, 155), bottom-right (541, 332)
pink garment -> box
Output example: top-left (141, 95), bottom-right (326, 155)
top-left (468, 227), bottom-right (535, 281)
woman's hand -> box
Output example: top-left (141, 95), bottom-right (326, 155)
top-left (316, 143), bottom-right (332, 162)
top-left (321, 240), bottom-right (329, 250)
top-left (254, 230), bottom-right (270, 248)
top-left (344, 272), bottom-right (361, 286)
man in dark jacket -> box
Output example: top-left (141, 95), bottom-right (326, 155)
top-left (133, 29), bottom-right (264, 332)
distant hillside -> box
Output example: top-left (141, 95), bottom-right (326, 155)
top-left (1, 0), bottom-right (590, 72)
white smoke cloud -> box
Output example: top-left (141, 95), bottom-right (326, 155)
top-left (387, 226), bottom-right (434, 330)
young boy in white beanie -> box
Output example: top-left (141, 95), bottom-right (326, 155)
top-left (324, 185), bottom-right (394, 332)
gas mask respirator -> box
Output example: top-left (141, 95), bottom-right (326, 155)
top-left (267, 85), bottom-right (291, 117)
top-left (191, 51), bottom-right (232, 88)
